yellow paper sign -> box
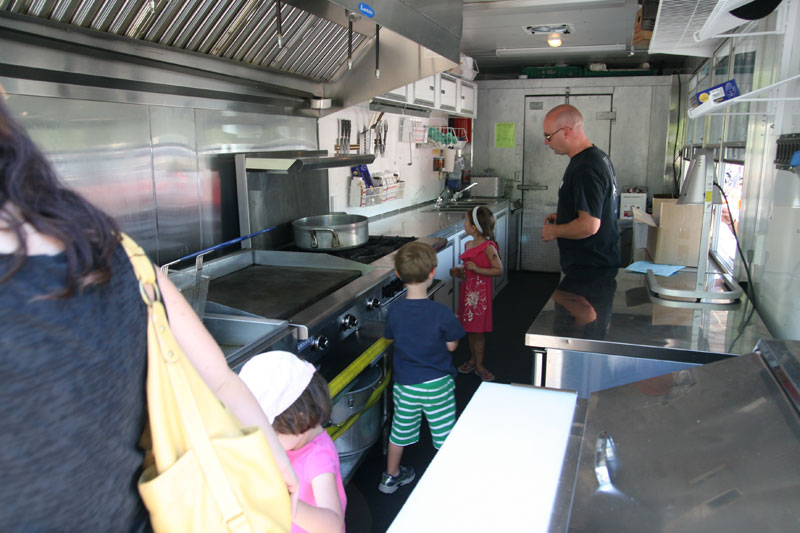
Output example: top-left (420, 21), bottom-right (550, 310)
top-left (495, 123), bottom-right (515, 149)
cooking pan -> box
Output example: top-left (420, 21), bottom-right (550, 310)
top-left (292, 213), bottom-right (369, 251)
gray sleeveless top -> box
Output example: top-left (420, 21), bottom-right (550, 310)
top-left (0, 243), bottom-right (149, 531)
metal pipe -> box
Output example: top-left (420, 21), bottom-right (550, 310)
top-left (276, 0), bottom-right (282, 48)
top-left (375, 24), bottom-right (380, 79)
top-left (347, 11), bottom-right (352, 69)
top-left (161, 224), bottom-right (278, 270)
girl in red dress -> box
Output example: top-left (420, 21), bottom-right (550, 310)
top-left (450, 206), bottom-right (504, 381)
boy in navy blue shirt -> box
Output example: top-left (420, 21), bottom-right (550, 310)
top-left (378, 241), bottom-right (466, 494)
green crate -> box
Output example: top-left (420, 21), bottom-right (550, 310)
top-left (582, 66), bottom-right (655, 77)
top-left (522, 65), bottom-right (583, 79)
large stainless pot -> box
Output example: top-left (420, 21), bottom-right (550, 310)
top-left (330, 365), bottom-right (383, 473)
top-left (292, 214), bottom-right (369, 251)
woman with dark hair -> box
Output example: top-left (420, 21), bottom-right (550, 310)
top-left (0, 96), bottom-right (297, 530)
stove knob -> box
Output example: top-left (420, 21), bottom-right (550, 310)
top-left (366, 298), bottom-right (381, 311)
top-left (341, 314), bottom-right (359, 330)
top-left (312, 336), bottom-right (329, 351)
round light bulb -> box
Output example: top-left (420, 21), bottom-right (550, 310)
top-left (547, 33), bottom-right (562, 47)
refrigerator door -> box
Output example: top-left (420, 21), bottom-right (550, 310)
top-left (568, 340), bottom-right (800, 532)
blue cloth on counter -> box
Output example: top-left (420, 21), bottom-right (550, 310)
top-left (626, 261), bottom-right (685, 277)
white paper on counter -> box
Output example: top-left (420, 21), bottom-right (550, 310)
top-left (387, 382), bottom-right (577, 533)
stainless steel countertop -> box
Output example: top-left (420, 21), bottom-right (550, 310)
top-left (367, 199), bottom-right (511, 238)
top-left (567, 340), bottom-right (800, 531)
top-left (525, 268), bottom-right (771, 363)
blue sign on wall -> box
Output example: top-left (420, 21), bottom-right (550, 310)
top-left (358, 3), bottom-right (375, 18)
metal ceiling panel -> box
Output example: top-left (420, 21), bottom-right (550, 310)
top-left (0, 0), bottom-right (361, 82)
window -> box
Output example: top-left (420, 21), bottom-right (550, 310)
top-left (711, 161), bottom-right (744, 272)
top-left (685, 39), bottom-right (754, 275)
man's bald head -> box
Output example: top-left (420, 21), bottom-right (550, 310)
top-left (543, 104), bottom-right (593, 158)
top-left (545, 104), bottom-right (584, 131)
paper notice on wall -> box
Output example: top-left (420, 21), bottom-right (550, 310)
top-left (495, 123), bottom-right (515, 148)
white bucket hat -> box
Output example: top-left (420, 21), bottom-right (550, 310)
top-left (238, 351), bottom-right (316, 424)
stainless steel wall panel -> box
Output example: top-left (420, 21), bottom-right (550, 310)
top-left (650, 83), bottom-right (674, 194)
top-left (610, 85), bottom-right (652, 191)
top-left (194, 109), bottom-right (318, 250)
top-left (244, 169), bottom-right (330, 250)
top-left (6, 94), bottom-right (158, 256)
top-left (149, 105), bottom-right (202, 265)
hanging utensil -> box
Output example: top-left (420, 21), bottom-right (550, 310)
top-left (382, 120), bottom-right (388, 156)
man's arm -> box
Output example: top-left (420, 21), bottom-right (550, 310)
top-left (541, 210), bottom-right (600, 241)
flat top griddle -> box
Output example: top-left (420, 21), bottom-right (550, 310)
top-left (207, 265), bottom-right (361, 320)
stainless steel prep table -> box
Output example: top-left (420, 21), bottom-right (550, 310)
top-left (525, 268), bottom-right (771, 398)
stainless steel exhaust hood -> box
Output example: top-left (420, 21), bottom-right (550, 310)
top-left (0, 0), bottom-right (461, 115)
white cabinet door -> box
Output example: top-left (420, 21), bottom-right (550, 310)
top-left (439, 74), bottom-right (458, 111)
top-left (434, 240), bottom-right (456, 312)
top-left (413, 76), bottom-right (436, 107)
top-left (459, 81), bottom-right (476, 116)
top-left (382, 84), bottom-right (409, 103)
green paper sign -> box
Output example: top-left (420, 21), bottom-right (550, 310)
top-left (495, 123), bottom-right (515, 148)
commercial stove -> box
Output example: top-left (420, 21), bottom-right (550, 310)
top-left (193, 235), bottom-right (443, 379)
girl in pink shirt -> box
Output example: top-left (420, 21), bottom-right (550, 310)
top-left (240, 351), bottom-right (347, 533)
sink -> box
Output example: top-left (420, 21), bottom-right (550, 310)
top-left (202, 310), bottom-right (294, 369)
top-left (430, 206), bottom-right (473, 213)
top-left (450, 199), bottom-right (489, 205)
top-left (431, 201), bottom-right (489, 212)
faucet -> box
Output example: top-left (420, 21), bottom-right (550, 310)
top-left (435, 187), bottom-right (451, 209)
top-left (452, 182), bottom-right (478, 202)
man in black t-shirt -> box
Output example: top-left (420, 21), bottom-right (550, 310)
top-left (541, 104), bottom-right (620, 275)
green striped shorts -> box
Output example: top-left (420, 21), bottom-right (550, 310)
top-left (390, 375), bottom-right (456, 449)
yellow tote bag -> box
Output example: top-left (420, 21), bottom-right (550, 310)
top-left (121, 235), bottom-right (291, 533)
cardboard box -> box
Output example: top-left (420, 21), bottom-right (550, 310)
top-left (619, 192), bottom-right (647, 219)
top-left (632, 8), bottom-right (653, 46)
top-left (632, 198), bottom-right (703, 267)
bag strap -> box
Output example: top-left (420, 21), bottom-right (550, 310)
top-left (119, 234), bottom-right (254, 533)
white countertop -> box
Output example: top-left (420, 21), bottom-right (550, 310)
top-left (387, 382), bottom-right (577, 533)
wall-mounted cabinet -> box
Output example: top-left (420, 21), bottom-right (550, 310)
top-left (460, 81), bottom-right (476, 116)
top-left (382, 84), bottom-right (409, 103)
top-left (374, 73), bottom-right (477, 118)
top-left (413, 76), bottom-right (437, 107)
top-left (438, 74), bottom-right (458, 111)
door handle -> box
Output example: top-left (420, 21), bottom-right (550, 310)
top-left (517, 183), bottom-right (548, 191)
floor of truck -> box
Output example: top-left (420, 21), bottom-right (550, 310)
top-left (343, 270), bottom-right (560, 533)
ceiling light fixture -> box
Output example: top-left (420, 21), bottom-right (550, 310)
top-left (547, 33), bottom-right (562, 47)
top-left (523, 24), bottom-right (571, 36)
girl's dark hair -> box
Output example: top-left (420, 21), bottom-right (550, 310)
top-left (272, 372), bottom-right (332, 435)
top-left (468, 206), bottom-right (496, 243)
top-left (0, 98), bottom-right (120, 297)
